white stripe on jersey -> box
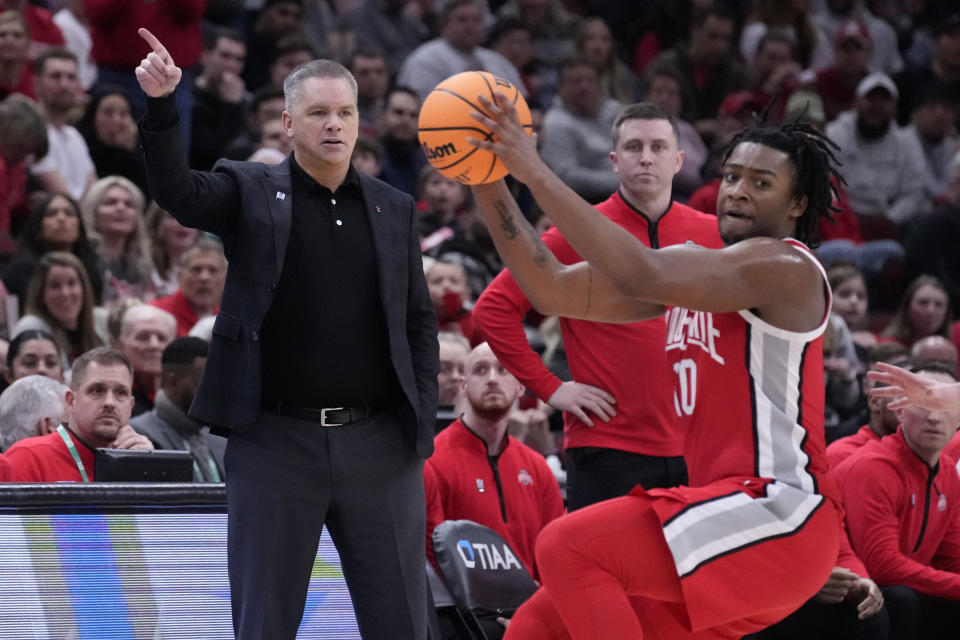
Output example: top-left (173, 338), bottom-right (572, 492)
top-left (664, 481), bottom-right (824, 578)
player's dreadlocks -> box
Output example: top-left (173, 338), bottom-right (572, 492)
top-left (720, 122), bottom-right (844, 249)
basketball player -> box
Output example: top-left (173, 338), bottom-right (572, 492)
top-left (466, 92), bottom-right (845, 639)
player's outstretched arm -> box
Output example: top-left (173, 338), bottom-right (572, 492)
top-left (471, 92), bottom-right (823, 330)
top-left (868, 362), bottom-right (960, 412)
top-left (135, 28), bottom-right (182, 97)
top-left (471, 180), bottom-right (663, 323)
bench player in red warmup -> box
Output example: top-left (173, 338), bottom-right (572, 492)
top-left (466, 92), bottom-right (847, 639)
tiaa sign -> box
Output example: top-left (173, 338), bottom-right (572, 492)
top-left (456, 539), bottom-right (523, 571)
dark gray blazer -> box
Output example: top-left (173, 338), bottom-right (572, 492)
top-left (139, 121), bottom-right (439, 458)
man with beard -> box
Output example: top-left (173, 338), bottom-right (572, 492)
top-left (825, 72), bottom-right (926, 241)
top-left (377, 86), bottom-right (426, 197)
top-left (424, 342), bottom-right (565, 578)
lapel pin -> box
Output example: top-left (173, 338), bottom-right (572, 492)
top-left (375, 205), bottom-right (382, 214)
top-left (276, 191), bottom-right (286, 201)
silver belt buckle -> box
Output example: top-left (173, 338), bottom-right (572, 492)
top-left (320, 407), bottom-right (344, 427)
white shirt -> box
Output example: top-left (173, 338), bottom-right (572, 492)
top-left (31, 124), bottom-right (96, 201)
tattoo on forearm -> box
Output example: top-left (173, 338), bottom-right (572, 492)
top-left (493, 199), bottom-right (519, 240)
top-left (525, 224), bottom-right (549, 268)
top-left (585, 264), bottom-right (593, 318)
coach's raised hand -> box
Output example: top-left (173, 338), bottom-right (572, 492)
top-left (135, 28), bottom-right (182, 97)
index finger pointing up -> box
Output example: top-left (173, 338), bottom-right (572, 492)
top-left (138, 28), bottom-right (171, 63)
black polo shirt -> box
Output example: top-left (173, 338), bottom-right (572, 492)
top-left (259, 156), bottom-right (402, 408)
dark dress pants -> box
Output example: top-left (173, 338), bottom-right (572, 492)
top-left (564, 447), bottom-right (688, 511)
top-left (744, 599), bottom-right (889, 640)
top-left (225, 409), bottom-right (427, 640)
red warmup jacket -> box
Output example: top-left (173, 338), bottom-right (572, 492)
top-left (85, 0), bottom-right (205, 69)
top-left (827, 424), bottom-right (881, 470)
top-left (6, 430), bottom-right (95, 482)
top-left (425, 419), bottom-right (565, 578)
top-left (473, 194), bottom-right (722, 457)
top-left (0, 453), bottom-right (10, 481)
top-left (836, 429), bottom-right (960, 598)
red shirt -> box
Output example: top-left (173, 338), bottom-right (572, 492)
top-left (425, 419), bottom-right (565, 578)
top-left (85, 0), bottom-right (205, 68)
top-left (0, 154), bottom-right (27, 233)
top-left (663, 239), bottom-right (839, 505)
top-left (0, 453), bottom-right (10, 481)
top-left (687, 178), bottom-right (720, 215)
top-left (0, 63), bottom-right (35, 100)
top-left (474, 195), bottom-right (722, 457)
top-left (6, 428), bottom-right (96, 482)
top-left (827, 424), bottom-right (881, 470)
top-left (17, 4), bottom-right (65, 54)
top-left (151, 288), bottom-right (216, 337)
top-left (835, 429), bottom-right (960, 598)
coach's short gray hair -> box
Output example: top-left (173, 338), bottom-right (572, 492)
top-left (283, 59), bottom-right (358, 111)
top-left (0, 375), bottom-right (69, 451)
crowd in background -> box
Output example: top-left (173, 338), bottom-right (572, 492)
top-left (0, 0), bottom-right (958, 636)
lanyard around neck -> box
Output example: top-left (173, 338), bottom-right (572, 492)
top-left (56, 425), bottom-right (91, 483)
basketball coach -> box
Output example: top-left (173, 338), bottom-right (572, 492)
top-left (134, 28), bottom-right (439, 640)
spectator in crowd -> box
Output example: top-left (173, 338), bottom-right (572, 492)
top-left (191, 28), bottom-right (247, 172)
top-left (911, 336), bottom-right (959, 373)
top-left (337, 0), bottom-right (426, 75)
top-left (894, 13), bottom-right (960, 128)
top-left (904, 86), bottom-right (958, 203)
top-left (223, 85), bottom-right (284, 161)
top-left (5, 348), bottom-right (153, 481)
top-left (0, 11), bottom-right (34, 99)
top-left (436, 331), bottom-right (468, 428)
top-left (424, 341), bottom-right (565, 578)
top-left (474, 103), bottom-right (722, 510)
top-left (496, 0), bottom-right (576, 70)
top-left (243, 0), bottom-right (303, 92)
top-left (51, 0), bottom-right (94, 90)
top-left (266, 34), bottom-right (315, 91)
top-left (377, 86), bottom-right (426, 197)
top-left (540, 58), bottom-right (622, 203)
top-left (12, 251), bottom-right (104, 367)
top-left (80, 176), bottom-right (156, 303)
top-left (832, 341), bottom-right (911, 444)
top-left (84, 0), bottom-right (204, 147)
top-left (744, 32), bottom-right (801, 125)
top-left (643, 61), bottom-right (707, 200)
top-left (348, 46), bottom-right (390, 139)
top-left (835, 363), bottom-right (960, 638)
top-left (811, 0), bottom-right (902, 74)
top-left (248, 114), bottom-right (292, 162)
top-left (426, 259), bottom-right (480, 347)
top-left (0, 93), bottom-right (47, 234)
top-left (827, 261), bottom-right (876, 357)
top-left (740, 0), bottom-right (833, 71)
top-left (824, 311), bottom-right (863, 439)
top-left (397, 0), bottom-right (524, 103)
top-left (488, 18), bottom-right (543, 105)
top-left (116, 304), bottom-right (176, 417)
top-left (826, 350), bottom-right (906, 469)
top-left (903, 152), bottom-right (960, 309)
top-left (351, 134), bottom-right (383, 178)
top-left (151, 239), bottom-right (226, 337)
top-left (29, 48), bottom-right (94, 200)
top-left (76, 87), bottom-right (149, 198)
top-left (417, 165), bottom-right (471, 246)
top-left (815, 20), bottom-right (874, 122)
top-left (575, 17), bottom-right (638, 105)
top-left (3, 329), bottom-right (62, 384)
top-left (0, 0), bottom-right (63, 58)
top-left (144, 202), bottom-right (200, 298)
top-left (881, 275), bottom-right (952, 349)
top-left (0, 374), bottom-right (67, 451)
top-left (2, 191), bottom-right (103, 303)
top-left (826, 72), bottom-right (927, 241)
top-left (649, 5), bottom-right (745, 142)
top-left (131, 337), bottom-right (224, 482)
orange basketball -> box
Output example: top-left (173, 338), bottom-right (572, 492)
top-left (418, 71), bottom-right (533, 185)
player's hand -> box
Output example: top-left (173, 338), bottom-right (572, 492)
top-left (868, 362), bottom-right (960, 411)
top-left (135, 28), bottom-right (182, 97)
top-left (468, 91), bottom-right (543, 185)
top-left (112, 425), bottom-right (155, 450)
top-left (848, 577), bottom-right (884, 620)
top-left (547, 381), bottom-right (616, 427)
top-left (813, 566), bottom-right (858, 604)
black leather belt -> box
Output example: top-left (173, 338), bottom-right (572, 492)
top-left (267, 402), bottom-right (377, 426)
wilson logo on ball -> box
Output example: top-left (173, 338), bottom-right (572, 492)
top-left (422, 141), bottom-right (458, 160)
